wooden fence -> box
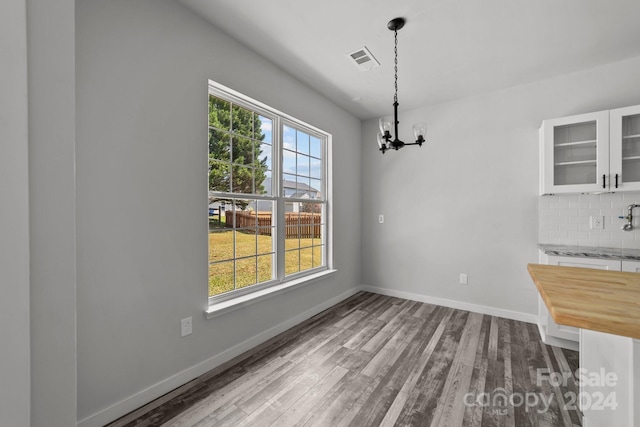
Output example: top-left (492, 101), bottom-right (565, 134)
top-left (226, 211), bottom-right (321, 238)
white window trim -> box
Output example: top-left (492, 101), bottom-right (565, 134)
top-left (205, 269), bottom-right (336, 319)
top-left (206, 80), bottom-right (333, 313)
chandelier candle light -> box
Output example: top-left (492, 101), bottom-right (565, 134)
top-left (377, 17), bottom-right (426, 154)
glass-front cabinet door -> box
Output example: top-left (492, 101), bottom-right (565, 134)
top-left (540, 110), bottom-right (610, 194)
top-left (610, 105), bottom-right (640, 192)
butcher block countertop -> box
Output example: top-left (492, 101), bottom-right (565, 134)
top-left (528, 263), bottom-right (640, 339)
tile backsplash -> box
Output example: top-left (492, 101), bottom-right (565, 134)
top-left (539, 192), bottom-right (640, 249)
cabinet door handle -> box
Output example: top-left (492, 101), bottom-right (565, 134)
top-left (616, 173), bottom-right (619, 189)
top-left (603, 174), bottom-right (606, 189)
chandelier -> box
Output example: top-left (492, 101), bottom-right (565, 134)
top-left (377, 17), bottom-right (426, 154)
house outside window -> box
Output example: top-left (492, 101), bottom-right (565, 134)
top-left (208, 81), bottom-right (331, 303)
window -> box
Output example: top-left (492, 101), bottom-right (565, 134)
top-left (208, 81), bottom-right (330, 303)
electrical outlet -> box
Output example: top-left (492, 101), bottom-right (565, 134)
top-left (181, 317), bottom-right (192, 337)
top-left (378, 214), bottom-right (384, 224)
top-left (459, 273), bottom-right (468, 285)
top-left (590, 216), bottom-right (604, 230)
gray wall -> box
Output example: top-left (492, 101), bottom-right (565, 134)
top-left (362, 55), bottom-right (640, 317)
top-left (0, 0), bottom-right (30, 425)
top-left (27, 0), bottom-right (78, 426)
top-left (75, 0), bottom-right (361, 424)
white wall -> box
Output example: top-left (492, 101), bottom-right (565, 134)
top-left (75, 0), bottom-right (361, 425)
top-left (27, 0), bottom-right (77, 426)
top-left (0, 0), bottom-right (30, 425)
top-left (361, 55), bottom-right (640, 318)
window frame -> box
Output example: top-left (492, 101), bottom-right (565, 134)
top-left (207, 80), bottom-right (332, 307)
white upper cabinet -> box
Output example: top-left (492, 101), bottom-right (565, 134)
top-left (540, 104), bottom-right (640, 194)
top-left (609, 104), bottom-right (640, 192)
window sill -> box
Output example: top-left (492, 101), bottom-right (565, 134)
top-left (205, 269), bottom-right (337, 320)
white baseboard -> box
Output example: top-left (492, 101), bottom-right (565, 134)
top-left (358, 284), bottom-right (538, 325)
top-left (79, 285), bottom-right (541, 426)
top-left (77, 287), bottom-right (362, 427)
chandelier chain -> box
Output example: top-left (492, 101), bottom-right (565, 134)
top-left (394, 29), bottom-right (398, 103)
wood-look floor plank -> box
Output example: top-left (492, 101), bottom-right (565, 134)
top-left (463, 314), bottom-right (491, 427)
top-left (161, 356), bottom-right (290, 427)
top-left (341, 317), bottom-right (386, 350)
top-left (395, 309), bottom-right (469, 426)
top-left (430, 312), bottom-right (484, 427)
top-left (539, 341), bottom-right (575, 427)
top-left (360, 310), bottom-right (406, 354)
top-left (235, 341), bottom-right (342, 416)
top-left (109, 293), bottom-right (582, 427)
top-left (508, 320), bottom-right (539, 427)
top-left (379, 308), bottom-right (454, 427)
top-left (270, 365), bottom-right (349, 426)
top-left (413, 301), bottom-right (437, 318)
top-left (360, 316), bottom-right (424, 378)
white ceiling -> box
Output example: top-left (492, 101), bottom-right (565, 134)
top-left (179, 0), bottom-right (640, 120)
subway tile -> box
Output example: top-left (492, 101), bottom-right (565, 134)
top-left (588, 231), bottom-right (611, 240)
top-left (568, 231), bottom-right (590, 240)
top-left (568, 201), bottom-right (591, 209)
top-left (540, 224), bottom-right (560, 232)
top-left (559, 195), bottom-right (580, 203)
top-left (579, 193), bottom-right (599, 202)
top-left (539, 215), bottom-right (554, 225)
top-left (577, 239), bottom-right (599, 247)
top-left (602, 193), bottom-right (624, 205)
top-left (623, 240), bottom-right (640, 249)
top-left (610, 230), bottom-right (637, 241)
top-left (548, 230), bottom-right (569, 240)
top-left (558, 209), bottom-right (579, 217)
top-left (601, 208), bottom-right (624, 217)
top-left (548, 216), bottom-right (569, 225)
top-left (538, 194), bottom-right (640, 247)
top-left (568, 216), bottom-right (589, 224)
top-left (623, 192), bottom-right (640, 201)
top-left (539, 208), bottom-right (559, 216)
top-left (561, 223), bottom-right (579, 232)
top-left (579, 208), bottom-right (601, 216)
top-left (578, 223), bottom-right (592, 232)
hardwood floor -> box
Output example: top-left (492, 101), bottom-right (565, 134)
top-left (108, 292), bottom-right (581, 427)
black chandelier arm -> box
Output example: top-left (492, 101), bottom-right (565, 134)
top-left (379, 138), bottom-right (424, 151)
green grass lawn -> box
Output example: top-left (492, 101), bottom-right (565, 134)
top-left (208, 230), bottom-right (322, 297)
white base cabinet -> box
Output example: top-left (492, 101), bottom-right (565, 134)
top-left (579, 329), bottom-right (640, 426)
top-left (622, 260), bottom-right (640, 273)
top-left (537, 253), bottom-right (640, 350)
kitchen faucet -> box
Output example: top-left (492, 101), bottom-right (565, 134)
top-left (620, 204), bottom-right (640, 231)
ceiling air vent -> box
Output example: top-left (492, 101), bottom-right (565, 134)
top-left (348, 46), bottom-right (380, 71)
